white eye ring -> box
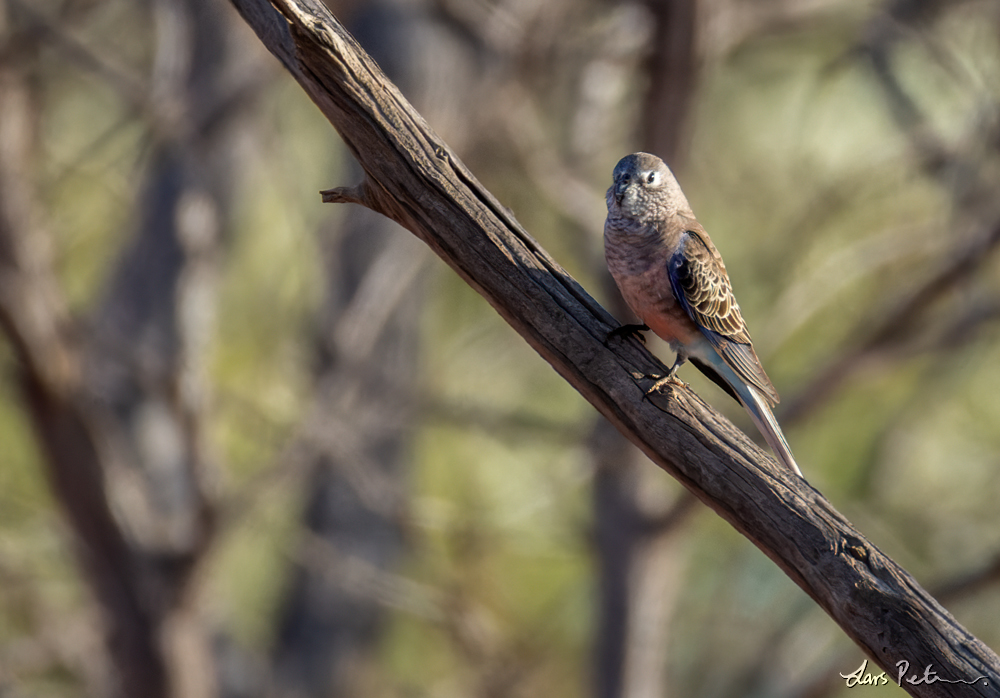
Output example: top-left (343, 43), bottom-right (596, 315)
top-left (646, 171), bottom-right (658, 184)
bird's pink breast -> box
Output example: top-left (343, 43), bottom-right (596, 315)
top-left (615, 268), bottom-right (702, 350)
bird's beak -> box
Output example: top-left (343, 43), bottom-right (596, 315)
top-left (614, 178), bottom-right (629, 205)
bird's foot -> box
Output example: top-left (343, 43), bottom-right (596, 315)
top-left (606, 323), bottom-right (649, 345)
top-left (642, 369), bottom-right (685, 396)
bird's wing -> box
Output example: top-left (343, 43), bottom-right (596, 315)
top-left (667, 228), bottom-right (780, 405)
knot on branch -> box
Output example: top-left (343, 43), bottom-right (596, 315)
top-left (320, 182), bottom-right (370, 207)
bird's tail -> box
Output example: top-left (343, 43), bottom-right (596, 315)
top-left (738, 384), bottom-right (802, 477)
top-left (689, 353), bottom-right (802, 477)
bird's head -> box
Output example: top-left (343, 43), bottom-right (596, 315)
top-left (607, 152), bottom-right (690, 221)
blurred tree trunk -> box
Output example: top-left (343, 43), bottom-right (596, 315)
top-left (638, 0), bottom-right (698, 167)
top-left (592, 1), bottom-right (700, 697)
top-left (269, 201), bottom-right (423, 698)
top-left (0, 1), bottom-right (262, 696)
top-left (81, 0), bottom-right (261, 694)
top-left (268, 3), bottom-right (472, 695)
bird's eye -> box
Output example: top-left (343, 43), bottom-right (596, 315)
top-left (646, 172), bottom-right (657, 184)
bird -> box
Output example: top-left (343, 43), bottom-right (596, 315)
top-left (603, 152), bottom-right (802, 477)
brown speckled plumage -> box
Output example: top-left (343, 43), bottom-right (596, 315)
top-left (604, 153), bottom-right (801, 477)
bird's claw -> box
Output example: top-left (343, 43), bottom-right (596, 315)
top-left (643, 370), bottom-right (685, 397)
top-left (606, 323), bottom-right (649, 346)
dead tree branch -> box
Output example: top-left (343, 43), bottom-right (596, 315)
top-left (228, 0), bottom-right (1000, 694)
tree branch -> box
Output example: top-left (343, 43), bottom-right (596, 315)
top-left (229, 0), bottom-right (1000, 694)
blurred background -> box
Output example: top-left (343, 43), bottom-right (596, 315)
top-left (1, 0), bottom-right (1000, 696)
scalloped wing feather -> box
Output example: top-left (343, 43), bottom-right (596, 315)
top-left (668, 228), bottom-right (780, 405)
